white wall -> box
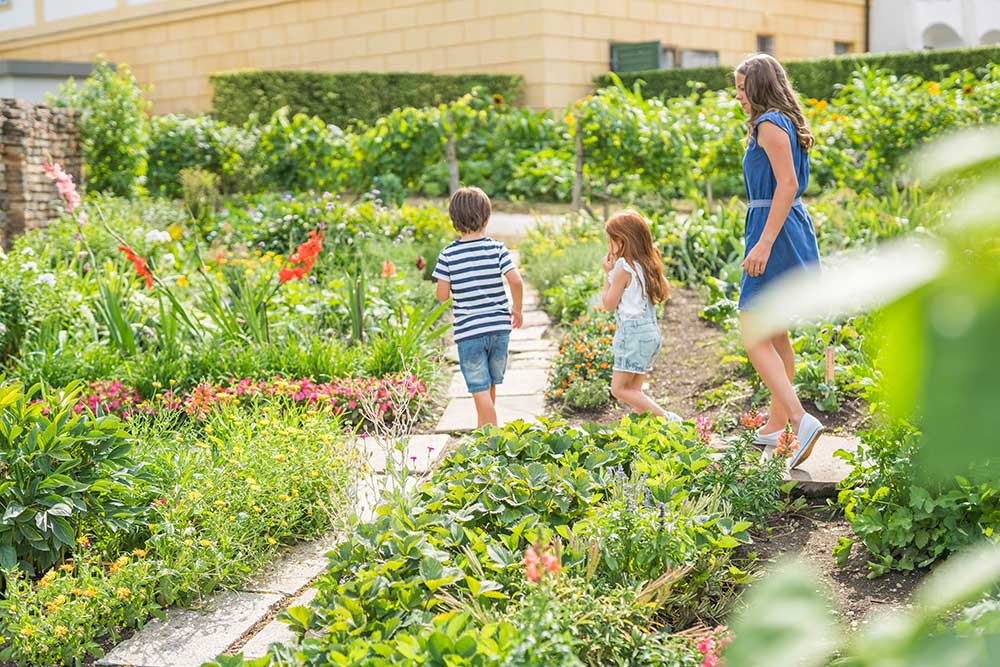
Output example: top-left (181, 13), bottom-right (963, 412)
top-left (0, 75), bottom-right (65, 103)
top-left (43, 0), bottom-right (116, 23)
top-left (0, 1), bottom-right (37, 32)
top-left (870, 0), bottom-right (1000, 51)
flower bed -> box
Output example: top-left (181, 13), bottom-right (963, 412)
top-left (0, 385), bottom-right (353, 666)
top-left (210, 416), bottom-right (771, 667)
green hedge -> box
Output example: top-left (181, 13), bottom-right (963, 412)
top-left (595, 45), bottom-right (1000, 100)
top-left (210, 70), bottom-right (523, 128)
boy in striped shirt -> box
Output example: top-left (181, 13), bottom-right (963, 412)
top-left (434, 187), bottom-right (524, 428)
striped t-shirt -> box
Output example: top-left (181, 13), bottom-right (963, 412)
top-left (432, 237), bottom-right (515, 341)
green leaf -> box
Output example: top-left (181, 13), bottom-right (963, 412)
top-left (913, 541), bottom-right (1000, 617)
top-left (50, 516), bottom-right (74, 547)
top-left (0, 544), bottom-right (16, 570)
top-left (724, 558), bottom-right (838, 667)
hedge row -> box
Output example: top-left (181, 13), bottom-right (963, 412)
top-left (210, 70), bottom-right (523, 128)
top-left (595, 44), bottom-right (1000, 100)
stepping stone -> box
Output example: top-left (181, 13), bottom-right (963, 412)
top-left (507, 355), bottom-right (553, 370)
top-left (99, 591), bottom-right (282, 667)
top-left (762, 434), bottom-right (859, 497)
top-left (508, 338), bottom-right (555, 353)
top-left (356, 434), bottom-right (451, 474)
top-left (510, 324), bottom-right (548, 341)
top-left (238, 588), bottom-right (320, 659)
top-left (243, 532), bottom-right (340, 596)
top-left (448, 368), bottom-right (550, 398)
top-left (434, 394), bottom-right (547, 433)
top-left (520, 309), bottom-right (551, 328)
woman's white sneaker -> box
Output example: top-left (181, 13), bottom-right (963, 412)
top-left (753, 429), bottom-right (782, 447)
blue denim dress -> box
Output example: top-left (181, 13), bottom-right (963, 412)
top-left (739, 111), bottom-right (820, 310)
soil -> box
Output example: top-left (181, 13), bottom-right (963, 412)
top-left (749, 502), bottom-right (923, 625)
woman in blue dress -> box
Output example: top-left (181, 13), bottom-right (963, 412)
top-left (734, 54), bottom-right (824, 469)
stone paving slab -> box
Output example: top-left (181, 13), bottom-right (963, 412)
top-left (238, 588), bottom-right (320, 659)
top-left (510, 324), bottom-right (549, 341)
top-left (762, 434), bottom-right (859, 497)
top-left (519, 309), bottom-right (550, 328)
top-left (507, 355), bottom-right (554, 370)
top-left (99, 591), bottom-right (282, 667)
top-left (243, 532), bottom-right (340, 596)
top-left (448, 368), bottom-right (550, 398)
top-left (508, 338), bottom-right (556, 353)
top-left (434, 394), bottom-right (547, 433)
top-left (357, 433), bottom-right (451, 474)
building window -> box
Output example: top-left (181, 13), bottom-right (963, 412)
top-left (757, 34), bottom-right (775, 55)
top-left (680, 49), bottom-right (720, 69)
top-left (835, 41), bottom-right (852, 55)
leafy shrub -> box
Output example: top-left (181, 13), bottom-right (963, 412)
top-left (597, 44), bottom-right (1000, 100)
top-left (211, 70), bottom-right (523, 127)
top-left (0, 403), bottom-right (352, 665)
top-left (0, 383), bottom-right (142, 575)
top-left (546, 314), bottom-right (615, 410)
top-left (650, 198), bottom-right (745, 286)
top-left (147, 114), bottom-right (255, 197)
top-left (519, 214), bottom-right (605, 298)
top-left (254, 108), bottom-right (345, 192)
top-left (50, 58), bottom-right (150, 196)
top-left (835, 419), bottom-right (1000, 576)
top-left (541, 272), bottom-right (600, 325)
top-left (179, 167), bottom-right (221, 230)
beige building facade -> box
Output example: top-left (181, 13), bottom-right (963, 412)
top-left (0, 0), bottom-right (867, 113)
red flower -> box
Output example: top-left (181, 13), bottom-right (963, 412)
top-left (118, 245), bottom-right (153, 289)
top-left (415, 256), bottom-right (426, 271)
top-left (280, 229), bottom-right (323, 283)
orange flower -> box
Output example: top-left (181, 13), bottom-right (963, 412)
top-left (279, 229), bottom-right (324, 284)
top-left (118, 245), bottom-right (153, 289)
top-left (927, 81), bottom-right (941, 96)
top-left (381, 260), bottom-right (397, 278)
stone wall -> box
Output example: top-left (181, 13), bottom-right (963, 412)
top-left (0, 99), bottom-right (82, 248)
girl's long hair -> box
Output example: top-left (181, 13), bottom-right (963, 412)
top-left (735, 53), bottom-right (814, 150)
top-left (605, 210), bottom-right (670, 305)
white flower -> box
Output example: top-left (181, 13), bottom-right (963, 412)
top-left (160, 253), bottom-right (176, 269)
top-left (36, 272), bottom-right (56, 287)
top-left (0, 250), bottom-right (7, 261)
top-left (145, 229), bottom-right (172, 244)
top-left (0, 322), bottom-right (6, 338)
top-left (21, 248), bottom-right (35, 257)
top-left (23, 261), bottom-right (37, 272)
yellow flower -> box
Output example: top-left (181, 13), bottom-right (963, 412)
top-left (273, 453), bottom-right (286, 462)
top-left (133, 548), bottom-right (147, 558)
top-left (109, 555), bottom-right (129, 573)
top-left (71, 587), bottom-right (85, 596)
top-left (77, 535), bottom-right (90, 547)
top-left (184, 539), bottom-right (194, 547)
top-left (59, 563), bottom-right (74, 572)
top-left (38, 570), bottom-right (57, 588)
top-left (167, 223), bottom-right (184, 241)
top-left (928, 81), bottom-right (941, 95)
top-left (148, 523), bottom-right (157, 532)
top-left (200, 539), bottom-right (212, 547)
top-left (54, 625), bottom-right (69, 638)
top-left (19, 626), bottom-right (33, 637)
top-left (84, 588), bottom-right (96, 598)
top-left (278, 494), bottom-right (290, 502)
top-left (46, 595), bottom-right (68, 612)
top-left (116, 587), bottom-right (131, 599)
top-left (266, 537), bottom-right (277, 545)
top-left (176, 275), bottom-right (190, 288)
top-left (214, 500), bottom-right (226, 507)
top-left (188, 491), bottom-right (202, 501)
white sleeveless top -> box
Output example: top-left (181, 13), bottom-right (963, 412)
top-left (612, 257), bottom-right (650, 319)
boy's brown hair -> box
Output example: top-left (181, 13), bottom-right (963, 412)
top-left (448, 187), bottom-right (491, 233)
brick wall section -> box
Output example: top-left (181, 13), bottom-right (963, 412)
top-left (0, 99), bottom-right (83, 248)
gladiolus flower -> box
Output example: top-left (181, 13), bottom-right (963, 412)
top-left (740, 411), bottom-right (765, 430)
top-left (118, 245), bottom-right (153, 289)
top-left (382, 260), bottom-right (396, 278)
top-left (540, 552), bottom-right (560, 574)
top-left (42, 161), bottom-right (86, 225)
top-left (278, 228), bottom-right (323, 283)
top-left (695, 415), bottom-right (712, 446)
top-left (775, 430), bottom-right (799, 458)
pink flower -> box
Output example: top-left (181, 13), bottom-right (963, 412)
top-left (42, 161), bottom-right (86, 225)
top-left (540, 552), bottom-right (560, 574)
top-left (697, 638), bottom-right (715, 655)
top-left (695, 415), bottom-right (713, 446)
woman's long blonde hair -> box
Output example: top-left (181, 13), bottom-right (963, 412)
top-left (605, 210), bottom-right (670, 305)
top-left (735, 54), bottom-right (814, 150)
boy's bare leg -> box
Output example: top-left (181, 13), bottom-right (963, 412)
top-left (472, 390), bottom-right (498, 428)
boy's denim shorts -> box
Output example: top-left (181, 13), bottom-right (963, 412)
top-left (612, 317), bottom-right (661, 374)
top-left (457, 331), bottom-right (510, 394)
